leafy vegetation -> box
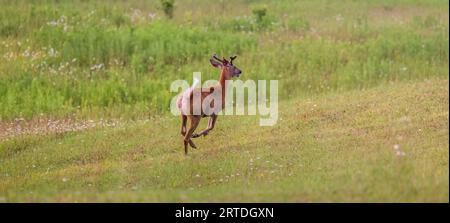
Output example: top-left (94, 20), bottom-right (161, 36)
top-left (0, 0), bottom-right (448, 120)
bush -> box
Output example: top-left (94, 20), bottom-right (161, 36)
top-left (160, 0), bottom-right (175, 19)
top-left (251, 5), bottom-right (276, 30)
top-left (252, 5), bottom-right (267, 23)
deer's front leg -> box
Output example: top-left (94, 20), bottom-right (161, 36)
top-left (192, 115), bottom-right (217, 138)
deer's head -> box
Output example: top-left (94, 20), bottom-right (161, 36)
top-left (210, 54), bottom-right (242, 79)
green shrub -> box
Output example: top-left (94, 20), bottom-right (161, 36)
top-left (252, 5), bottom-right (267, 23)
top-left (251, 4), bottom-right (278, 30)
top-left (160, 0), bottom-right (175, 19)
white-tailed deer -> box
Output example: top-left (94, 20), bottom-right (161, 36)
top-left (177, 54), bottom-right (242, 154)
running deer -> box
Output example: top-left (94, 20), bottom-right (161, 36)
top-left (177, 54), bottom-right (242, 154)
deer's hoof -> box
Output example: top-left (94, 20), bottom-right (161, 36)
top-left (192, 133), bottom-right (200, 138)
top-left (188, 140), bottom-right (197, 149)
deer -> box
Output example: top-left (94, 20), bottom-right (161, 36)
top-left (176, 54), bottom-right (242, 154)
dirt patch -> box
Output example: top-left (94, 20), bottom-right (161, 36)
top-left (0, 118), bottom-right (121, 141)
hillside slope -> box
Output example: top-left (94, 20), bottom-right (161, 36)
top-left (0, 78), bottom-right (448, 202)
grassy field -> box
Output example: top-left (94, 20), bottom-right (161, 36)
top-left (1, 78), bottom-right (448, 202)
top-left (0, 0), bottom-right (448, 119)
top-left (0, 0), bottom-right (449, 202)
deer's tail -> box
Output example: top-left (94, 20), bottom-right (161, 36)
top-left (177, 77), bottom-right (200, 113)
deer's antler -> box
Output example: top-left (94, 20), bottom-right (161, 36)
top-left (229, 55), bottom-right (237, 65)
top-left (212, 54), bottom-right (224, 63)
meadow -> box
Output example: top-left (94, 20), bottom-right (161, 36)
top-left (0, 0), bottom-right (448, 202)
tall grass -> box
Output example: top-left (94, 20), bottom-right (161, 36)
top-left (0, 0), bottom-right (448, 120)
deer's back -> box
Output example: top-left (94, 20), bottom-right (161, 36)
top-left (177, 86), bottom-right (224, 116)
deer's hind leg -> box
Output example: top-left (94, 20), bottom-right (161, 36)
top-left (184, 115), bottom-right (201, 154)
top-left (180, 114), bottom-right (196, 151)
top-left (180, 114), bottom-right (187, 136)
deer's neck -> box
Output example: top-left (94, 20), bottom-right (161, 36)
top-left (219, 69), bottom-right (228, 88)
top-left (218, 69), bottom-right (229, 104)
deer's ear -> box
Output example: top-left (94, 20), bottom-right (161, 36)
top-left (210, 59), bottom-right (222, 68)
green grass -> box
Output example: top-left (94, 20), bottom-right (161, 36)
top-left (1, 78), bottom-right (448, 202)
top-left (0, 0), bottom-right (448, 120)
